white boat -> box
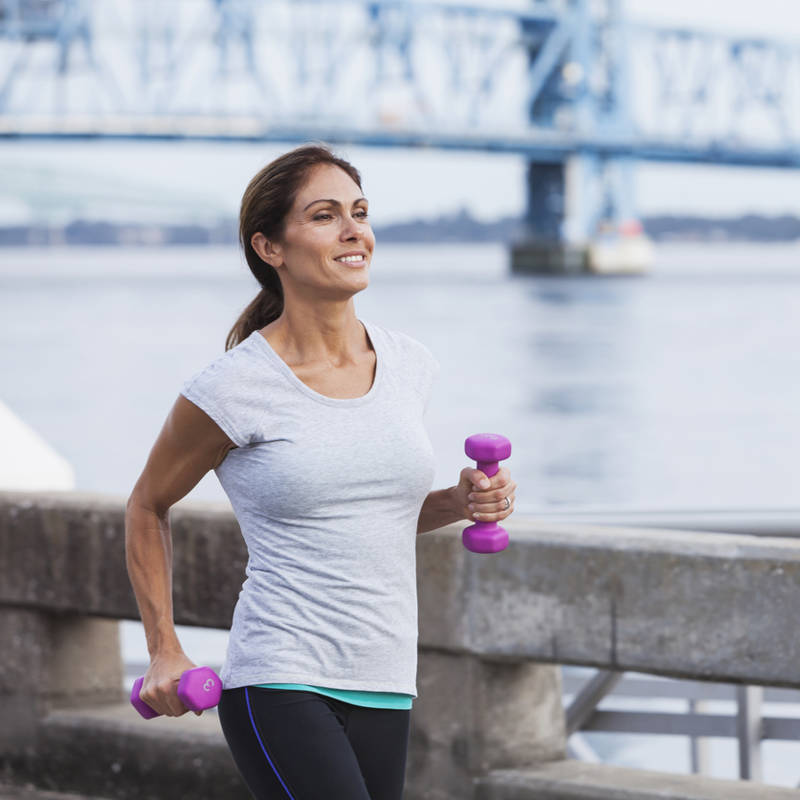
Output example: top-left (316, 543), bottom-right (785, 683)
top-left (587, 220), bottom-right (655, 275)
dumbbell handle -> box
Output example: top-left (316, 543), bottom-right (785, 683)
top-left (475, 459), bottom-right (500, 480)
top-left (130, 666), bottom-right (222, 719)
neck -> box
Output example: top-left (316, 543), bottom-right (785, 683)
top-left (264, 303), bottom-right (368, 367)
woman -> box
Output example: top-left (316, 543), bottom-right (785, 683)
top-left (125, 143), bottom-right (517, 800)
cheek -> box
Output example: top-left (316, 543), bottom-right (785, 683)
top-left (301, 230), bottom-right (335, 254)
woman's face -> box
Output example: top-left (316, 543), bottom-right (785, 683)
top-left (274, 163), bottom-right (375, 297)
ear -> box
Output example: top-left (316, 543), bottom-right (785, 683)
top-left (251, 232), bottom-right (283, 268)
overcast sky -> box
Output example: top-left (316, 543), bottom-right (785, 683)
top-left (1, 0), bottom-right (799, 225)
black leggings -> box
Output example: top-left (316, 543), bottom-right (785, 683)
top-left (217, 686), bottom-right (411, 800)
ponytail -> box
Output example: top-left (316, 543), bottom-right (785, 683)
top-left (224, 263), bottom-right (284, 352)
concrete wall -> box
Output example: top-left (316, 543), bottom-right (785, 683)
top-left (418, 516), bottom-right (800, 688)
top-left (3, 490), bottom-right (800, 799)
top-left (0, 490), bottom-right (563, 799)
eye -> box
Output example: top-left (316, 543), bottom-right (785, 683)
top-left (313, 213), bottom-right (333, 220)
top-left (355, 210), bottom-right (369, 219)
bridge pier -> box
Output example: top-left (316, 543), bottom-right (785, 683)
top-left (511, 154), bottom-right (651, 276)
top-left (513, 2), bottom-right (651, 276)
top-left (510, 160), bottom-right (585, 274)
top-left (510, 239), bottom-right (588, 275)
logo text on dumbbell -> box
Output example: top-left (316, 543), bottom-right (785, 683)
top-left (203, 678), bottom-right (215, 692)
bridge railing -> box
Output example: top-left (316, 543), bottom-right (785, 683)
top-left (2, 489), bottom-right (800, 799)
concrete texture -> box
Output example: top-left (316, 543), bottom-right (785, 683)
top-left (1, 609), bottom-right (124, 714)
top-left (2, 704), bottom-right (248, 800)
top-left (0, 490), bottom-right (247, 628)
top-left (6, 490), bottom-right (800, 686)
top-left (407, 651), bottom-right (565, 800)
top-left (4, 491), bottom-right (800, 799)
top-left (475, 760), bottom-right (800, 799)
top-left (417, 516), bottom-right (800, 688)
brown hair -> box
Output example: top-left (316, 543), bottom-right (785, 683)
top-left (225, 143), bottom-right (363, 351)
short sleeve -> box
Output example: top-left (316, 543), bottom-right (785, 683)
top-left (179, 357), bottom-right (257, 448)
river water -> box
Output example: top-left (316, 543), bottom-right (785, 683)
top-left (2, 241), bottom-right (799, 785)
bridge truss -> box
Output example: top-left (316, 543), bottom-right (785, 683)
top-left (1, 0), bottom-right (799, 249)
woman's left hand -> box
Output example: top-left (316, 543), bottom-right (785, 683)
top-left (452, 466), bottom-right (517, 523)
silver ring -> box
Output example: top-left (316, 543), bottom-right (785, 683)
top-left (503, 496), bottom-right (510, 510)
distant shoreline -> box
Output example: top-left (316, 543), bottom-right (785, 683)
top-left (1, 211), bottom-right (799, 246)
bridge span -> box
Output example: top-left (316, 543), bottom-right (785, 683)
top-left (2, 0), bottom-right (799, 271)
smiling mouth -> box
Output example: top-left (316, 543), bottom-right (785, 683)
top-left (334, 255), bottom-right (368, 265)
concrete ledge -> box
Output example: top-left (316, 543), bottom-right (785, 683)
top-left (475, 760), bottom-right (800, 799)
top-left (0, 490), bottom-right (245, 627)
top-left (5, 491), bottom-right (800, 686)
top-left (6, 492), bottom-right (800, 798)
top-left (4, 704), bottom-right (249, 800)
top-left (418, 518), bottom-right (800, 687)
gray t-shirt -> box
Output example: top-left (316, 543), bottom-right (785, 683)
top-left (179, 318), bottom-right (440, 696)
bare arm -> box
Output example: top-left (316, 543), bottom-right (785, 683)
top-left (416, 487), bottom-right (465, 535)
top-left (125, 393), bottom-right (235, 714)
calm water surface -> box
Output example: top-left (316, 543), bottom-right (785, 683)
top-left (2, 241), bottom-right (799, 784)
top-left (3, 241), bottom-right (798, 510)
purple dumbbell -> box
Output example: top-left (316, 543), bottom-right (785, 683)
top-left (130, 666), bottom-right (222, 719)
top-left (462, 433), bottom-right (512, 554)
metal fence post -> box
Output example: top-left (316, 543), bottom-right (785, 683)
top-left (737, 685), bottom-right (764, 781)
top-left (688, 697), bottom-right (712, 775)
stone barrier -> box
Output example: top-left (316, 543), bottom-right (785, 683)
top-left (2, 490), bottom-right (799, 799)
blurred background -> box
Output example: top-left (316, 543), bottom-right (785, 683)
top-left (1, 0), bottom-right (799, 788)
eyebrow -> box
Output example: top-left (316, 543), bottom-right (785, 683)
top-left (303, 197), bottom-right (368, 211)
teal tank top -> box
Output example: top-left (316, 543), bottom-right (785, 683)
top-left (254, 683), bottom-right (412, 710)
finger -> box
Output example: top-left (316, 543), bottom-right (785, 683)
top-left (471, 471), bottom-right (514, 496)
top-left (471, 471), bottom-right (491, 490)
top-left (469, 485), bottom-right (509, 504)
top-left (140, 685), bottom-right (169, 716)
top-left (478, 467), bottom-right (510, 488)
top-left (471, 494), bottom-right (515, 519)
top-left (488, 474), bottom-right (514, 494)
top-left (473, 494), bottom-right (514, 512)
top-left (157, 683), bottom-right (185, 717)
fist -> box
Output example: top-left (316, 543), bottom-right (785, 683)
top-left (453, 466), bottom-right (516, 523)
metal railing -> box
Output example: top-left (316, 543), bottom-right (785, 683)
top-left (562, 667), bottom-right (800, 784)
top-left (539, 507), bottom-right (800, 786)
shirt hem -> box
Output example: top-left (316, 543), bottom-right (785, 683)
top-left (253, 684), bottom-right (413, 709)
top-left (220, 671), bottom-right (417, 698)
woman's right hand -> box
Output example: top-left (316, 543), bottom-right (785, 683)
top-left (139, 650), bottom-right (204, 717)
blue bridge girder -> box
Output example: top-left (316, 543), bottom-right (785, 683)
top-left (0, 0), bottom-right (797, 168)
top-left (1, 0), bottom-right (799, 253)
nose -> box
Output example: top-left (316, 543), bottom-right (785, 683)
top-left (339, 213), bottom-right (363, 241)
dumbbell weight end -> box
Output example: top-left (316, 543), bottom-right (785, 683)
top-left (130, 666), bottom-right (223, 719)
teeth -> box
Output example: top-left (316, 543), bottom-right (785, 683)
top-left (335, 255), bottom-right (365, 263)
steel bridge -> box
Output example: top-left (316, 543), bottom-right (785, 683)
top-left (1, 0), bottom-right (799, 268)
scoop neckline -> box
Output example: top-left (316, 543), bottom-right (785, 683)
top-left (250, 318), bottom-right (382, 406)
